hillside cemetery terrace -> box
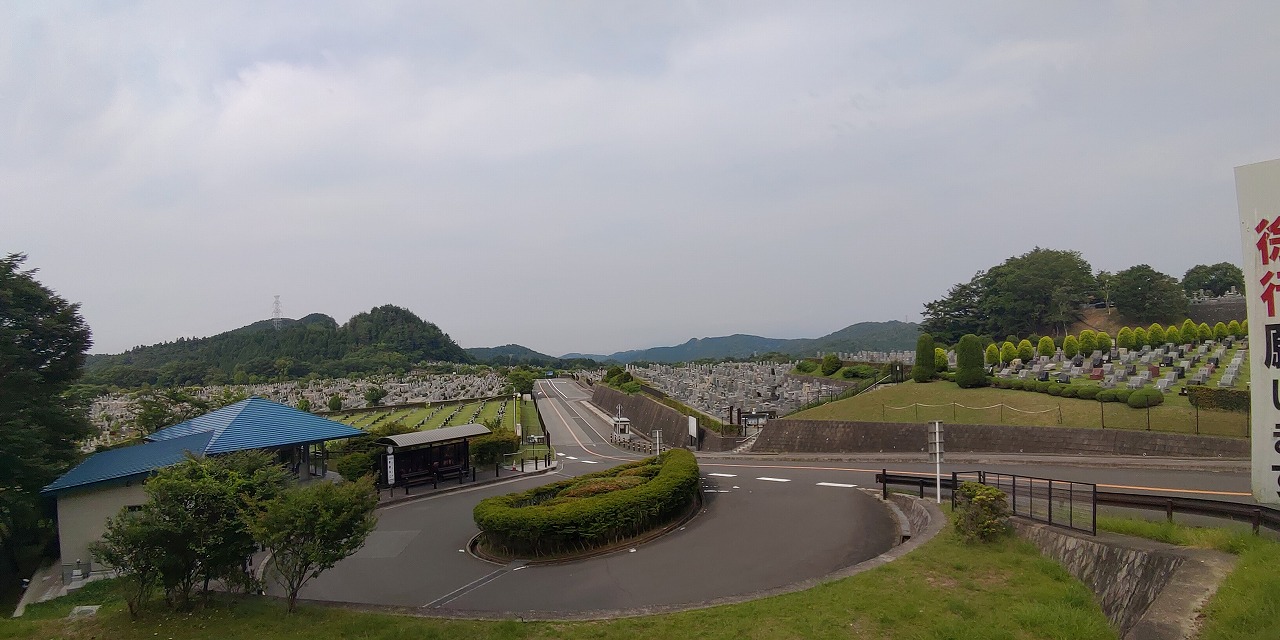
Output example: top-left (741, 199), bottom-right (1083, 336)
top-left (86, 371), bottom-right (508, 447)
top-left (993, 338), bottom-right (1247, 394)
top-left (328, 395), bottom-right (524, 433)
top-left (626, 361), bottom-right (861, 418)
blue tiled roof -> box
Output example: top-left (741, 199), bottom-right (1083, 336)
top-left (43, 397), bottom-right (364, 494)
top-left (147, 397), bottom-right (364, 455)
top-left (41, 432), bottom-right (213, 494)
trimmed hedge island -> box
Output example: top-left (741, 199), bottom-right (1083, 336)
top-left (473, 449), bottom-right (700, 558)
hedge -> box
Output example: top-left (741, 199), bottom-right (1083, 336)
top-left (1188, 386), bottom-right (1249, 413)
top-left (471, 429), bottom-right (521, 465)
top-left (473, 449), bottom-right (699, 557)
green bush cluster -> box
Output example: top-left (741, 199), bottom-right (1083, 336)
top-left (912, 334), bottom-right (936, 383)
top-left (471, 429), bottom-right (521, 465)
top-left (795, 360), bottom-right (818, 374)
top-left (473, 449), bottom-right (699, 557)
top-left (1188, 386), bottom-right (1250, 413)
top-left (955, 334), bottom-right (987, 388)
top-left (952, 482), bottom-right (1010, 542)
top-left (989, 378), bottom-right (1165, 406)
top-left (560, 476), bottom-right (647, 498)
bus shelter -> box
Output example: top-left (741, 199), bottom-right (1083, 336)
top-left (377, 423), bottom-right (491, 491)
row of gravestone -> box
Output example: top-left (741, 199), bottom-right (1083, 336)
top-left (995, 340), bottom-right (1245, 393)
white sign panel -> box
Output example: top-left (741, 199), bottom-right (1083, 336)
top-left (688, 416), bottom-right (697, 439)
top-left (385, 451), bottom-right (396, 486)
top-left (1236, 158), bottom-right (1280, 505)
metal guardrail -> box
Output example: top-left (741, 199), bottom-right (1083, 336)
top-left (875, 470), bottom-right (1280, 536)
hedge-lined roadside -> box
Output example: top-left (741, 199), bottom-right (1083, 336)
top-left (473, 449), bottom-right (699, 557)
top-left (990, 377), bottom-right (1166, 408)
top-left (1187, 386), bottom-right (1249, 412)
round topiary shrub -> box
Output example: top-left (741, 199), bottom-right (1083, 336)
top-left (1127, 387), bottom-right (1165, 409)
top-left (1009, 379), bottom-right (1023, 390)
top-left (473, 450), bottom-right (699, 558)
top-left (1061, 386), bottom-right (1079, 398)
top-left (1035, 381), bottom-right (1052, 392)
top-left (1097, 389), bottom-right (1117, 402)
top-left (953, 482), bottom-right (1010, 542)
top-left (1115, 389), bottom-right (1133, 403)
top-left (1047, 385), bottom-right (1063, 396)
top-left (1076, 386), bottom-right (1100, 400)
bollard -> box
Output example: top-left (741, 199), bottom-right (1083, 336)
top-left (881, 468), bottom-right (888, 500)
top-left (918, 479), bottom-right (925, 498)
top-left (1253, 509), bottom-right (1262, 535)
top-left (1166, 499), bottom-right (1174, 522)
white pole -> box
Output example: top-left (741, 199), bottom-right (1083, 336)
top-left (934, 421), bottom-right (941, 504)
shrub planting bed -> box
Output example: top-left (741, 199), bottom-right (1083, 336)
top-left (473, 449), bottom-right (699, 558)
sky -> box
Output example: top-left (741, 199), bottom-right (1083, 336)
top-left (4, 2), bottom-right (1278, 358)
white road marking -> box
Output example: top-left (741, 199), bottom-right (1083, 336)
top-left (707, 473), bottom-right (737, 478)
top-left (556, 452), bottom-right (566, 457)
top-left (581, 460), bottom-right (599, 464)
top-left (756, 477), bottom-right (791, 482)
top-left (566, 456), bottom-right (578, 460)
top-left (816, 482), bottom-right (858, 488)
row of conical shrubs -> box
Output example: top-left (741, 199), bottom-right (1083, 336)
top-left (979, 319), bottom-right (1244, 367)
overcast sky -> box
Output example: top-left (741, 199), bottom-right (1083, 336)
top-left (4, 2), bottom-right (1277, 357)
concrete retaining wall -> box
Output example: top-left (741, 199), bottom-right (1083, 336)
top-left (1013, 521), bottom-right (1233, 639)
top-left (592, 386), bottom-right (693, 450)
top-left (753, 419), bottom-right (1248, 458)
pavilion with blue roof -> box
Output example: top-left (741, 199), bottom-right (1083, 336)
top-left (42, 397), bottom-right (364, 584)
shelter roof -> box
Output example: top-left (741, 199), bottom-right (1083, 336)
top-left (40, 432), bottom-right (213, 495)
top-left (376, 423), bottom-right (491, 449)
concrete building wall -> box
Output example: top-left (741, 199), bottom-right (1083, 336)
top-left (56, 481), bottom-right (148, 582)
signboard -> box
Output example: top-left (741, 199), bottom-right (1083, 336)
top-left (1236, 158), bottom-right (1280, 506)
top-left (688, 415), bottom-right (697, 439)
top-left (927, 421), bottom-right (944, 504)
top-left (384, 447), bottom-right (397, 487)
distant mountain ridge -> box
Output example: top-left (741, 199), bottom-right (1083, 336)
top-left (84, 305), bottom-right (469, 387)
top-left (560, 321), bottom-right (919, 363)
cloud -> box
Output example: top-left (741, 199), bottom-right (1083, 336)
top-left (1, 2), bottom-right (1277, 356)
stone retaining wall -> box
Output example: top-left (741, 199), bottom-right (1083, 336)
top-left (1013, 521), bottom-right (1234, 639)
top-left (753, 419), bottom-right (1248, 458)
top-left (592, 386), bottom-right (693, 450)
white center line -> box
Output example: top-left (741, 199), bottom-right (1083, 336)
top-left (581, 460), bottom-right (599, 464)
top-left (566, 456), bottom-right (578, 460)
top-left (707, 473), bottom-right (737, 478)
top-left (816, 482), bottom-right (858, 488)
top-left (756, 477), bottom-right (791, 482)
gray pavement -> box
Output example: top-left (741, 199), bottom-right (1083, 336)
top-left (283, 379), bottom-right (1257, 617)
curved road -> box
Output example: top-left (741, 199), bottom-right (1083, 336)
top-left (294, 380), bottom-right (1253, 614)
top-left (296, 380), bottom-right (899, 615)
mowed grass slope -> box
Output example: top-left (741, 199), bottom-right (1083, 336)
top-left (5, 524), bottom-right (1113, 640)
top-left (791, 380), bottom-right (1248, 436)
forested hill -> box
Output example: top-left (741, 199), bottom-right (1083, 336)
top-left (560, 321), bottom-right (920, 363)
top-left (84, 305), bottom-right (469, 388)
top-left (464, 344), bottom-right (601, 369)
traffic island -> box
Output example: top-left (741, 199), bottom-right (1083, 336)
top-left (472, 449), bottom-right (700, 561)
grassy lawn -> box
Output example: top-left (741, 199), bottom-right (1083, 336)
top-left (5, 523), bottom-right (1112, 640)
top-left (791, 380), bottom-right (1249, 437)
top-left (1096, 517), bottom-right (1280, 640)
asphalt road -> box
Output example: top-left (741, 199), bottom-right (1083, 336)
top-left (295, 380), bottom-right (899, 614)
top-left (292, 379), bottom-right (1255, 614)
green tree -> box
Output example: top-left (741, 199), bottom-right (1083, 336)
top-left (911, 334), bottom-right (936, 383)
top-left (1133, 327), bottom-right (1148, 349)
top-left (955, 334), bottom-right (988, 388)
top-left (251, 477), bottom-right (378, 613)
top-left (1198, 322), bottom-right (1213, 342)
top-left (296, 397), bottom-right (312, 413)
top-left (1147, 324), bottom-right (1166, 347)
top-left (132, 388), bottom-right (211, 435)
top-left (1182, 319), bottom-right (1199, 345)
top-left (1213, 322), bottom-right (1228, 340)
top-left (1116, 327), bottom-right (1135, 350)
top-left (1227, 320), bottom-right (1243, 337)
top-left (506, 369), bottom-right (536, 395)
top-left (89, 511), bottom-right (164, 618)
top-left (1062, 335), bottom-right (1080, 358)
top-left (820, 353), bottom-right (842, 376)
top-left (1078, 330), bottom-right (1097, 356)
top-left (327, 394), bottom-right (343, 412)
top-left (0, 254), bottom-right (94, 580)
top-left (1036, 336), bottom-right (1055, 358)
top-left (1111, 264), bottom-right (1188, 323)
top-left (934, 347), bottom-right (948, 373)
top-left (1096, 331), bottom-right (1111, 352)
top-left (984, 343), bottom-right (1000, 366)
top-left (1183, 262), bottom-right (1244, 297)
top-left (363, 386), bottom-right (387, 407)
top-left (1165, 324), bottom-right (1182, 345)
top-left (999, 341), bottom-right (1017, 365)
top-left (1016, 339), bottom-right (1034, 363)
